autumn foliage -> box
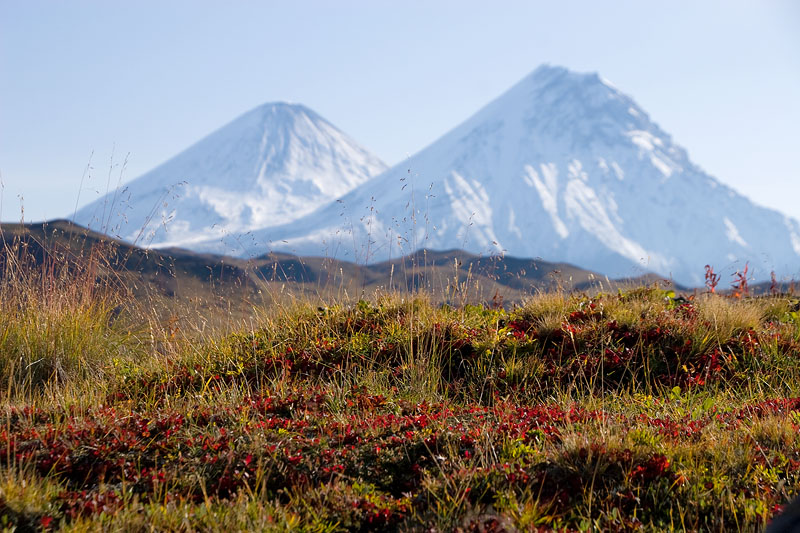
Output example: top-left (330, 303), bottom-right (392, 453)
top-left (1, 256), bottom-right (800, 531)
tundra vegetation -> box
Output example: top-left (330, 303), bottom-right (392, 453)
top-left (1, 237), bottom-right (799, 532)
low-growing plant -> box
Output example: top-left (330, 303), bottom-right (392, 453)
top-left (1, 245), bottom-right (799, 531)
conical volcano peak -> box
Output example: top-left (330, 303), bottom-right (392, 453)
top-left (463, 64), bottom-right (674, 159)
top-left (72, 103), bottom-right (387, 247)
top-left (258, 101), bottom-right (309, 111)
top-left (250, 101), bottom-right (325, 124)
top-left (524, 66), bottom-right (645, 123)
top-left (223, 101), bottom-right (330, 143)
top-left (422, 64), bottom-right (672, 173)
top-left (526, 64), bottom-right (600, 86)
top-left (516, 65), bottom-right (617, 99)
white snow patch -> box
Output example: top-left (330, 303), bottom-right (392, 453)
top-left (568, 159), bottom-right (589, 182)
top-left (508, 207), bottom-right (522, 239)
top-left (610, 162), bottom-right (624, 181)
top-left (443, 171), bottom-right (499, 247)
top-left (650, 155), bottom-right (673, 177)
top-left (564, 178), bottom-right (665, 270)
top-left (723, 217), bottom-right (748, 247)
top-left (602, 190), bottom-right (623, 225)
top-left (600, 76), bottom-right (619, 91)
top-left (523, 164), bottom-right (568, 239)
top-left (196, 187), bottom-right (248, 222)
top-left (627, 130), bottom-right (663, 151)
top-left (785, 217), bottom-right (800, 255)
top-left (540, 162), bottom-right (559, 192)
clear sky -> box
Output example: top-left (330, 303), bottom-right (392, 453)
top-left (1, 1), bottom-right (798, 223)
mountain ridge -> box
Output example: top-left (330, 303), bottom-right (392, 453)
top-left (1, 220), bottom-right (681, 316)
top-left (189, 65), bottom-right (799, 285)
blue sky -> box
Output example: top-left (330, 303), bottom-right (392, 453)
top-left (1, 1), bottom-right (798, 222)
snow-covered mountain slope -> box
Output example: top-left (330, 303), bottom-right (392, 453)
top-left (192, 65), bottom-right (800, 286)
top-left (72, 103), bottom-right (387, 247)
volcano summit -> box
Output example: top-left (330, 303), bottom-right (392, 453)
top-left (73, 103), bottom-right (387, 250)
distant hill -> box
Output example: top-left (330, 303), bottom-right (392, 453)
top-left (0, 221), bottom-right (680, 318)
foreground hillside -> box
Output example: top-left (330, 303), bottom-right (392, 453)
top-left (1, 243), bottom-right (799, 531)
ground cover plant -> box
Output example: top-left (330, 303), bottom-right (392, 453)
top-left (1, 245), bottom-right (800, 531)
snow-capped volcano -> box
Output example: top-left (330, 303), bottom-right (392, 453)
top-left (72, 103), bottom-right (387, 247)
top-left (192, 65), bottom-right (800, 285)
